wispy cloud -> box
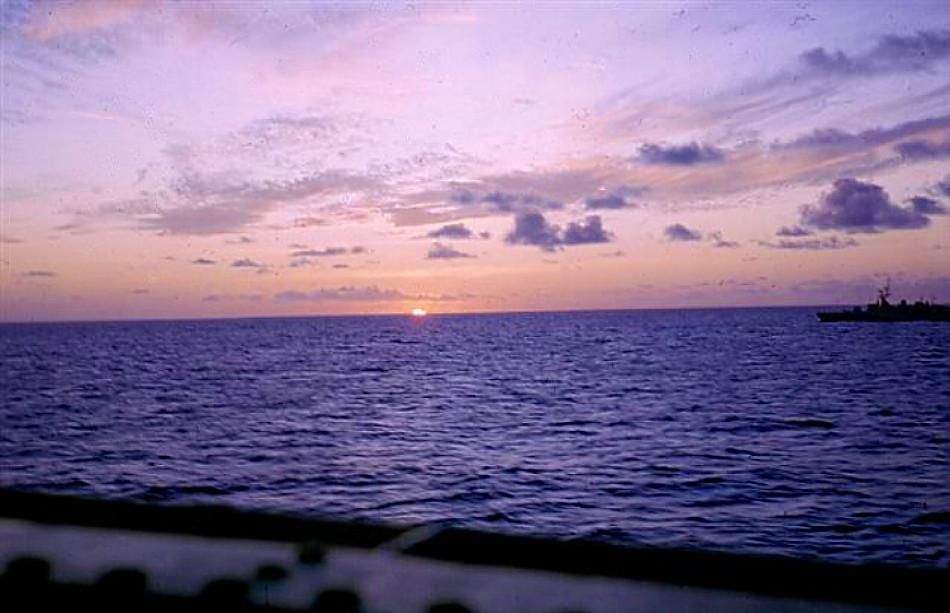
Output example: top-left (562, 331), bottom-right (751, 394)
top-left (776, 226), bottom-right (813, 237)
top-left (708, 231), bottom-right (739, 248)
top-left (427, 243), bottom-right (475, 260)
top-left (133, 170), bottom-right (383, 235)
top-left (21, 269), bottom-right (56, 277)
top-left (274, 285), bottom-right (467, 302)
top-left (231, 258), bottom-right (263, 268)
top-left (759, 236), bottom-right (859, 251)
top-left (583, 186), bottom-right (645, 210)
top-left (794, 30), bottom-right (950, 79)
top-left (290, 247), bottom-right (348, 257)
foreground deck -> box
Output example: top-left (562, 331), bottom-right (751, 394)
top-left (0, 489), bottom-right (944, 612)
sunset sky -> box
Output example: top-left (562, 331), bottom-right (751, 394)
top-left (2, 0), bottom-right (949, 321)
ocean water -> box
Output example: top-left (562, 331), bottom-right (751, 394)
top-left (1, 308), bottom-right (948, 568)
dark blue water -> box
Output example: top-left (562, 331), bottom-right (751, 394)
top-left (2, 308), bottom-right (948, 567)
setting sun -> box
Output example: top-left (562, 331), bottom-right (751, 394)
top-left (411, 308), bottom-right (427, 317)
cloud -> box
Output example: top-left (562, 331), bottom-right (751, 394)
top-left (274, 285), bottom-right (424, 303)
top-left (203, 293), bottom-right (264, 302)
top-left (665, 224), bottom-right (703, 241)
top-left (894, 139), bottom-right (950, 161)
top-left (21, 270), bottom-right (56, 277)
top-left (130, 288), bottom-right (149, 295)
top-left (427, 223), bottom-right (475, 239)
top-left (797, 30), bottom-right (950, 77)
top-left (909, 196), bottom-right (948, 215)
top-left (938, 177), bottom-right (950, 198)
top-left (777, 115), bottom-right (950, 154)
top-left (294, 217), bottom-right (327, 228)
top-left (427, 242), bottom-right (475, 259)
top-left (776, 226), bottom-right (813, 237)
top-left (583, 187), bottom-right (647, 210)
top-left (275, 286), bottom-right (471, 303)
top-left (635, 142), bottom-right (724, 166)
top-left (231, 258), bottom-right (263, 268)
top-left (0, 235), bottom-right (23, 244)
top-left (584, 194), bottom-right (626, 210)
top-left (760, 236), bottom-right (859, 250)
top-left (453, 189), bottom-right (563, 213)
top-left (562, 216), bottom-right (612, 245)
top-left (504, 212), bottom-right (613, 251)
top-left (505, 212), bottom-right (563, 251)
top-left (134, 170), bottom-right (382, 235)
top-left (708, 231), bottom-right (740, 248)
top-left (800, 178), bottom-right (930, 233)
top-left (291, 247), bottom-right (348, 257)
top-left (190, 258), bottom-right (216, 265)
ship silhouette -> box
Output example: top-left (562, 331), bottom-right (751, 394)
top-left (817, 282), bottom-right (950, 322)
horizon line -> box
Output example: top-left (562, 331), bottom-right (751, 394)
top-left (0, 302), bottom-right (869, 326)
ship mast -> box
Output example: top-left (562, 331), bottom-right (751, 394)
top-left (877, 279), bottom-right (891, 307)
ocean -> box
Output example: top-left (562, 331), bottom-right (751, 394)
top-left (1, 307), bottom-right (948, 568)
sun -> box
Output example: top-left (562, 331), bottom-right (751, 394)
top-left (411, 308), bottom-right (427, 317)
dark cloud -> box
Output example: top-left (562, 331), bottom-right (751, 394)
top-left (427, 223), bottom-right (475, 239)
top-left (350, 246), bottom-right (366, 254)
top-left (760, 236), bottom-right (859, 250)
top-left (562, 216), bottom-right (612, 245)
top-left (909, 196), bottom-right (948, 215)
top-left (504, 212), bottom-right (612, 251)
top-left (332, 264), bottom-right (349, 269)
top-left (665, 224), bottom-right (703, 241)
top-left (800, 178), bottom-right (930, 233)
top-left (938, 177), bottom-right (950, 198)
top-left (636, 142), bottom-right (724, 166)
top-left (799, 30), bottom-right (950, 77)
top-left (287, 258), bottom-right (312, 268)
top-left (584, 194), bottom-right (626, 210)
top-left (291, 247), bottom-right (348, 257)
top-left (505, 212), bottom-right (563, 251)
top-left (231, 258), bottom-right (263, 268)
top-left (776, 226), bottom-right (813, 237)
top-left (427, 242), bottom-right (475, 260)
top-left (894, 139), bottom-right (950, 161)
top-left (21, 270), bottom-right (55, 277)
top-left (190, 258), bottom-right (216, 265)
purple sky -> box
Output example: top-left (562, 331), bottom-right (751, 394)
top-left (2, 1), bottom-right (949, 321)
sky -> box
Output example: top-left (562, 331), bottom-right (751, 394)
top-left (1, 0), bottom-right (949, 321)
